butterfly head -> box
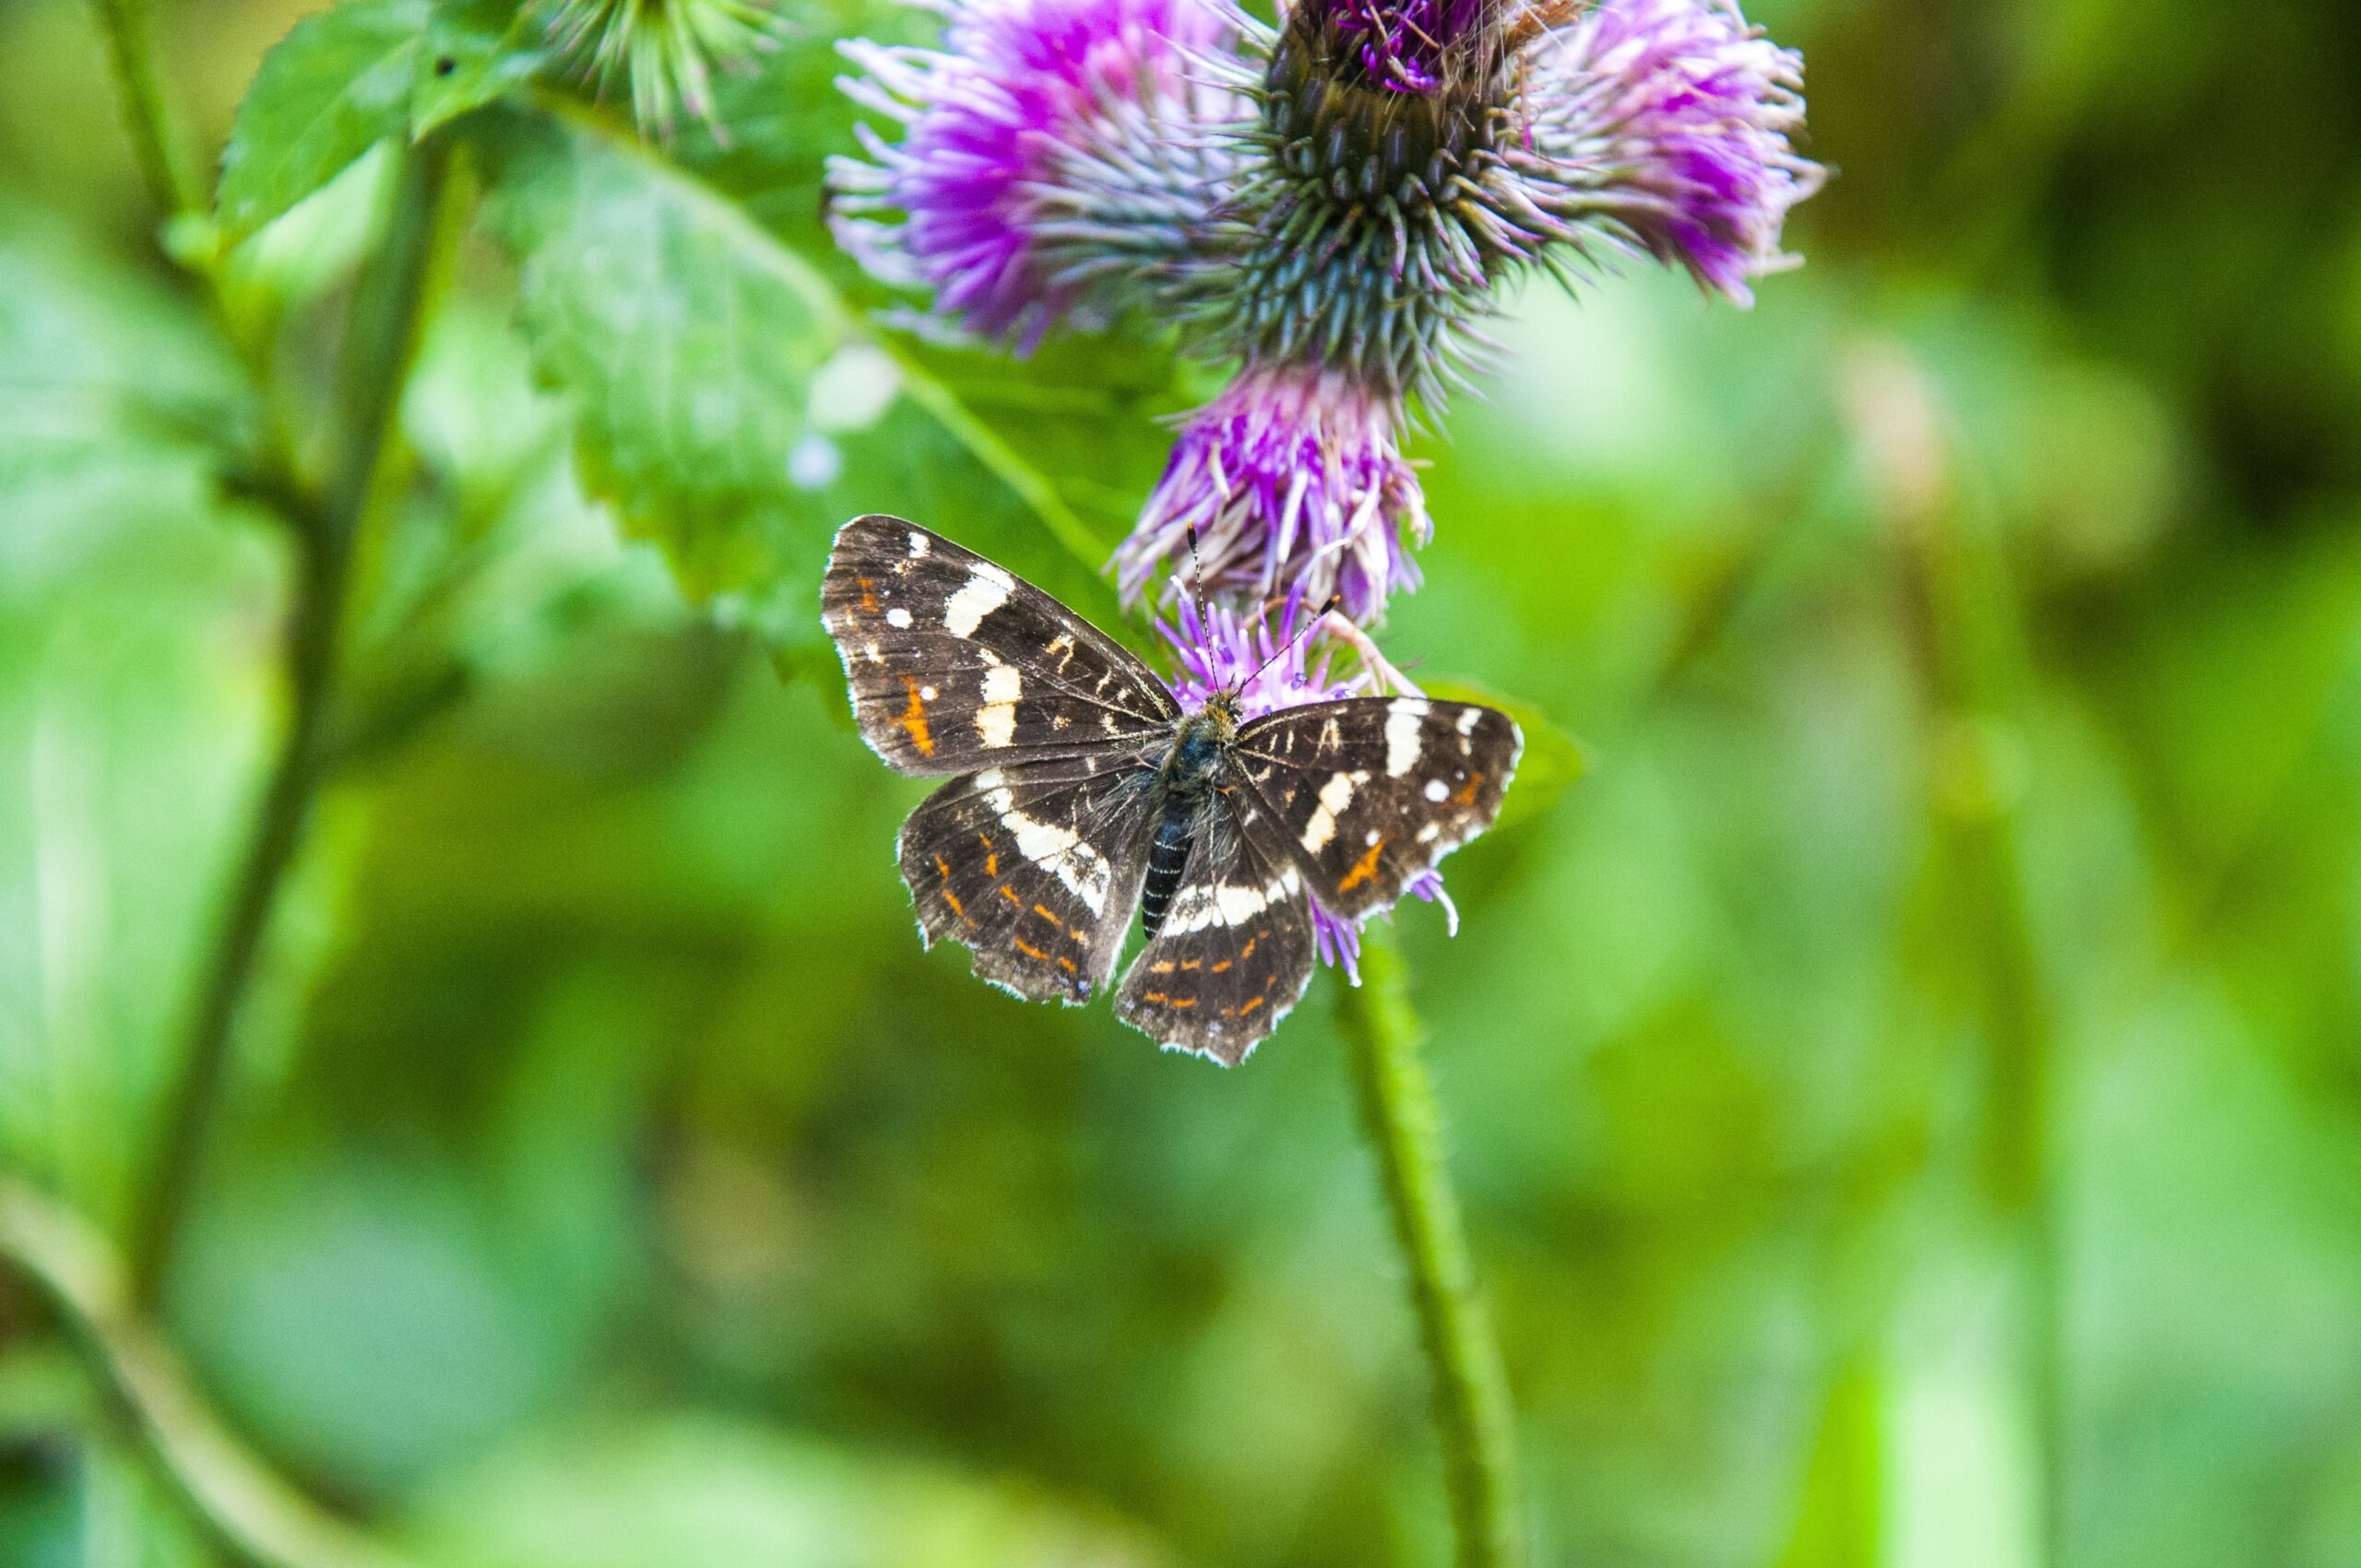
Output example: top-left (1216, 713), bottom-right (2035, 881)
top-left (1167, 692), bottom-right (1241, 797)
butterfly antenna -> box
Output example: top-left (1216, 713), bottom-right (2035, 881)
top-left (1184, 525), bottom-right (1210, 622)
top-left (1243, 594), bottom-right (1342, 689)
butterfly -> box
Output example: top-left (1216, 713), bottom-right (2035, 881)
top-left (821, 515), bottom-right (1522, 1063)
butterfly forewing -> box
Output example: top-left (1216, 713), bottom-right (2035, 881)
top-left (899, 752), bottom-right (1161, 1004)
top-left (1115, 807), bottom-right (1316, 1064)
top-left (1233, 697), bottom-right (1522, 919)
top-left (824, 516), bottom-right (1180, 776)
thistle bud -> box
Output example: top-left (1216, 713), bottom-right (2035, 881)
top-left (539, 0), bottom-right (782, 138)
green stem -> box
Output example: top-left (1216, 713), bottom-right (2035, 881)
top-left (0, 1179), bottom-right (418, 1568)
top-left (1890, 415), bottom-right (2063, 1564)
top-left (84, 0), bottom-right (200, 217)
top-left (82, 0), bottom-right (323, 542)
top-left (1334, 925), bottom-right (1525, 1568)
top-left (127, 140), bottom-right (455, 1308)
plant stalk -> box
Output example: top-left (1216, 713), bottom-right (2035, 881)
top-left (85, 0), bottom-right (201, 217)
top-left (1, 1179), bottom-right (418, 1568)
top-left (127, 140), bottom-right (454, 1308)
top-left (1335, 925), bottom-right (1525, 1568)
top-left (1876, 348), bottom-right (2064, 1564)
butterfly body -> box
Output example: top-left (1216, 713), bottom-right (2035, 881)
top-left (821, 516), bottom-right (1520, 1064)
top-left (1141, 696), bottom-right (1239, 939)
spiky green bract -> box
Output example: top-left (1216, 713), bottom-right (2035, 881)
top-left (538, 0), bottom-right (780, 138)
top-left (1178, 0), bottom-right (1536, 409)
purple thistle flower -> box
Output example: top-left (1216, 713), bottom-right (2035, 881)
top-left (1518, 0), bottom-right (1822, 303)
top-left (1154, 590), bottom-right (1456, 982)
top-left (832, 0), bottom-right (1239, 350)
top-left (1325, 0), bottom-right (1492, 93)
top-left (1159, 583), bottom-right (1364, 718)
top-left (1115, 361), bottom-right (1430, 622)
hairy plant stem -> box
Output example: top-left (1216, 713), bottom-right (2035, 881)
top-left (1334, 925), bottom-right (1524, 1568)
top-left (127, 141), bottom-right (456, 1308)
top-left (1, 1179), bottom-right (418, 1568)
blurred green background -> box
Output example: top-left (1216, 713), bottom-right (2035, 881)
top-left (5, 0), bottom-right (2361, 1564)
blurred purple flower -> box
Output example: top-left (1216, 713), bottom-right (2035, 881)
top-left (832, 0), bottom-right (1237, 350)
top-left (1154, 590), bottom-right (1455, 980)
top-left (1115, 361), bottom-right (1430, 622)
top-left (1520, 0), bottom-right (1822, 303)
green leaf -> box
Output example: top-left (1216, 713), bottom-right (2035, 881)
top-left (216, 0), bottom-right (433, 244)
top-left (469, 101), bottom-right (1135, 664)
top-left (0, 207), bottom-right (271, 1221)
top-left (0, 201), bottom-right (255, 600)
top-left (406, 1414), bottom-right (1176, 1568)
top-left (1421, 678), bottom-right (1585, 833)
top-left (413, 0), bottom-right (551, 139)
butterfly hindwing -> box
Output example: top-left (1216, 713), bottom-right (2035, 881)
top-left (1234, 697), bottom-right (1522, 919)
top-left (823, 516), bottom-right (1180, 776)
top-left (899, 752), bottom-right (1160, 1004)
top-left (1115, 803), bottom-right (1317, 1064)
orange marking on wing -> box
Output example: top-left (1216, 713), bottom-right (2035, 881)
top-left (1210, 959), bottom-right (1232, 973)
top-left (897, 677), bottom-right (934, 756)
top-left (1058, 956), bottom-right (1077, 973)
top-left (999, 885), bottom-right (1023, 906)
top-left (1014, 938), bottom-right (1051, 962)
top-left (1240, 938), bottom-right (1255, 960)
top-left (1144, 991), bottom-right (1169, 1003)
top-left (1032, 904), bottom-right (1063, 929)
top-left (1238, 995), bottom-right (1264, 1015)
top-left (858, 577), bottom-right (879, 613)
top-left (1450, 771), bottom-right (1487, 807)
top-left (930, 858), bottom-right (967, 921)
top-left (1168, 996), bottom-right (1197, 1009)
top-left (1179, 958), bottom-right (1201, 971)
top-left (1149, 961), bottom-right (1176, 975)
top-left (1338, 839), bottom-right (1386, 892)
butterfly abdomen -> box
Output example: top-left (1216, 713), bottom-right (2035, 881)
top-left (1140, 803), bottom-right (1193, 939)
top-left (1143, 707), bottom-right (1236, 938)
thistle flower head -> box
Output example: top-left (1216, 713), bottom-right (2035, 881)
top-left (1519, 0), bottom-right (1821, 302)
top-left (1169, 0), bottom-right (1816, 412)
top-left (1115, 360), bottom-right (1429, 622)
top-left (1155, 592), bottom-right (1455, 978)
top-left (831, 0), bottom-right (1239, 350)
top-left (539, 0), bottom-right (781, 137)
